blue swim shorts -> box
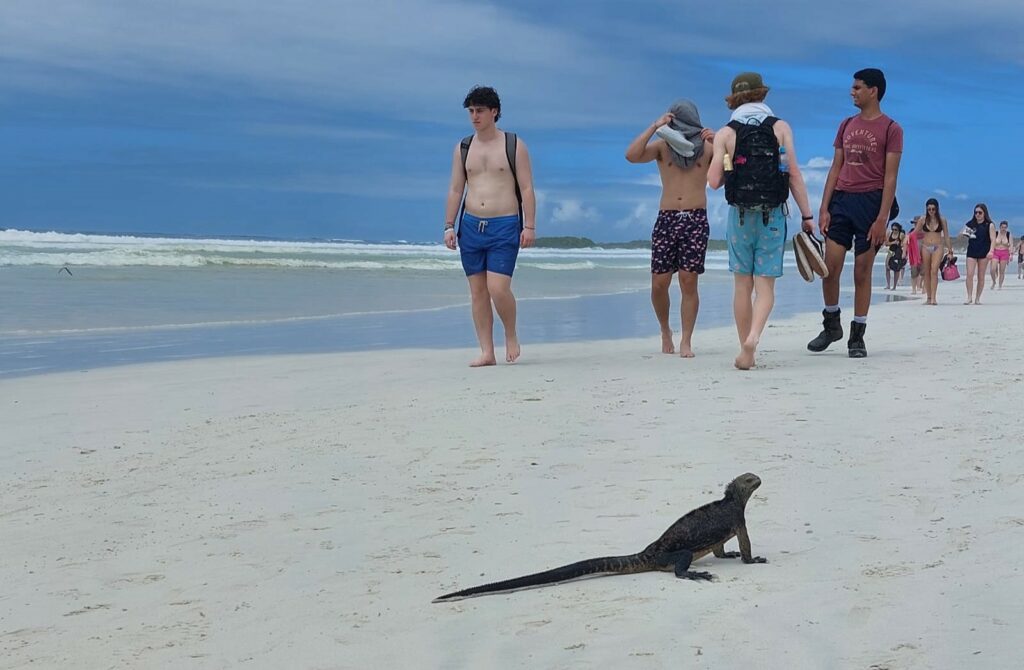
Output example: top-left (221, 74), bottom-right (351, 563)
top-left (458, 212), bottom-right (521, 277)
top-left (827, 190), bottom-right (885, 256)
top-left (727, 206), bottom-right (788, 278)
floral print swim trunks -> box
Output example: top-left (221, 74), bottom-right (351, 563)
top-left (651, 208), bottom-right (710, 274)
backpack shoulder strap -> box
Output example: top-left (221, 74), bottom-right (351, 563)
top-left (460, 135), bottom-right (473, 178)
top-left (761, 116), bottom-right (779, 129)
top-left (504, 132), bottom-right (518, 176)
top-left (883, 118), bottom-right (895, 153)
top-left (504, 132), bottom-right (523, 212)
top-left (839, 115), bottom-right (855, 139)
top-left (727, 120), bottom-right (744, 132)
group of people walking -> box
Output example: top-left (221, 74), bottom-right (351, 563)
top-left (884, 203), bottom-right (1017, 305)
top-left (443, 68), bottom-right (996, 369)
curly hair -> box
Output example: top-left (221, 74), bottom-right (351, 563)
top-left (725, 87), bottom-right (769, 110)
top-left (463, 86), bottom-right (501, 122)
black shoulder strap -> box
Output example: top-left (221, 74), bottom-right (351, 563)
top-left (455, 135), bottom-right (473, 229)
top-left (762, 116), bottom-right (779, 129)
top-left (459, 135), bottom-right (473, 178)
top-left (883, 118), bottom-right (895, 153)
top-left (839, 115), bottom-right (855, 141)
top-left (727, 120), bottom-right (743, 132)
top-left (504, 132), bottom-right (522, 210)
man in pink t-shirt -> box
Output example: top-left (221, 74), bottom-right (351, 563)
top-left (807, 68), bottom-right (903, 359)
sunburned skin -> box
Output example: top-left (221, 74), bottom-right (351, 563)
top-left (655, 143), bottom-right (712, 212)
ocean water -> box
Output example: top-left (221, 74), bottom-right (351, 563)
top-left (0, 229), bottom-right (886, 378)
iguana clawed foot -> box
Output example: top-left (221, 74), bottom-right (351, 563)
top-left (718, 551), bottom-right (742, 559)
top-left (676, 570), bottom-right (715, 581)
top-left (743, 556), bottom-right (768, 564)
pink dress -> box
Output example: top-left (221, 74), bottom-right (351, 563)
top-left (906, 230), bottom-right (922, 267)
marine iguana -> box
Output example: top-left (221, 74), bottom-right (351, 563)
top-left (433, 473), bottom-right (766, 603)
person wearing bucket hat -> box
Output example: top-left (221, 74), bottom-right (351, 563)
top-left (808, 68), bottom-right (904, 358)
top-left (625, 100), bottom-right (716, 358)
top-left (707, 72), bottom-right (815, 370)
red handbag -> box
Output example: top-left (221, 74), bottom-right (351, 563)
top-left (941, 260), bottom-right (960, 281)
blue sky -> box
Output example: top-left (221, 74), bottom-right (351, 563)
top-left (2, 0), bottom-right (1022, 242)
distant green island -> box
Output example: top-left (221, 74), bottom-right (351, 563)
top-left (534, 236), bottom-right (728, 251)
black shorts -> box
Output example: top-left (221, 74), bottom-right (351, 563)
top-left (827, 190), bottom-right (889, 256)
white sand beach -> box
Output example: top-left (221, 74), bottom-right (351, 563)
top-left (2, 285), bottom-right (1022, 669)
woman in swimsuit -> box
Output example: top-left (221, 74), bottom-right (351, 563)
top-left (911, 198), bottom-right (951, 306)
top-left (991, 221), bottom-right (1012, 290)
top-left (1017, 236), bottom-right (1024, 280)
top-left (906, 216), bottom-right (924, 295)
top-left (959, 203), bottom-right (995, 305)
top-left (884, 222), bottom-right (906, 290)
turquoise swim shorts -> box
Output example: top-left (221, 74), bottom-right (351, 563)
top-left (727, 207), bottom-right (788, 277)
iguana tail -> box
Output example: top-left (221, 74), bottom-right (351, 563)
top-left (432, 554), bottom-right (652, 603)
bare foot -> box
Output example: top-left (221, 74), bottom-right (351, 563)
top-left (661, 329), bottom-right (675, 354)
top-left (963, 300), bottom-right (973, 305)
top-left (734, 340), bottom-right (756, 370)
top-left (469, 354), bottom-right (497, 368)
top-left (679, 339), bottom-right (695, 358)
top-left (505, 336), bottom-right (521, 364)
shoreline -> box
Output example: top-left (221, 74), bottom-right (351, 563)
top-left (1, 271), bottom-right (910, 380)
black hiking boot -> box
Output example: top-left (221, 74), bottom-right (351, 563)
top-left (807, 309), bottom-right (843, 352)
top-left (847, 321), bottom-right (867, 358)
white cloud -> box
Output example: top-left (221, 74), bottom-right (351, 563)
top-left (632, 173), bottom-right (662, 187)
top-left (798, 157), bottom-right (832, 188)
top-left (955, 193), bottom-right (969, 200)
top-left (0, 0), bottom-right (648, 127)
top-left (934, 188), bottom-right (950, 197)
top-left (615, 202), bottom-right (654, 230)
top-left (632, 0), bottom-right (1024, 61)
top-left (552, 199), bottom-right (599, 224)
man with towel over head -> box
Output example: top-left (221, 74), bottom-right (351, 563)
top-left (626, 100), bottom-right (715, 358)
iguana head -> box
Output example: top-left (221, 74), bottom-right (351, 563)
top-left (725, 473), bottom-right (761, 504)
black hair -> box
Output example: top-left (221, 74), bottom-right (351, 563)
top-left (924, 197), bottom-right (944, 233)
top-left (854, 68), bottom-right (887, 101)
top-left (463, 86), bottom-right (501, 122)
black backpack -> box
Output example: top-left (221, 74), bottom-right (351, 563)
top-left (724, 117), bottom-right (790, 215)
top-left (458, 132), bottom-right (522, 225)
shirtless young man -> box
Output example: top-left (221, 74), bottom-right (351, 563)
top-left (444, 86), bottom-right (536, 367)
top-left (625, 100), bottom-right (714, 358)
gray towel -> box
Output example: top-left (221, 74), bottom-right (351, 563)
top-left (665, 99), bottom-right (705, 169)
